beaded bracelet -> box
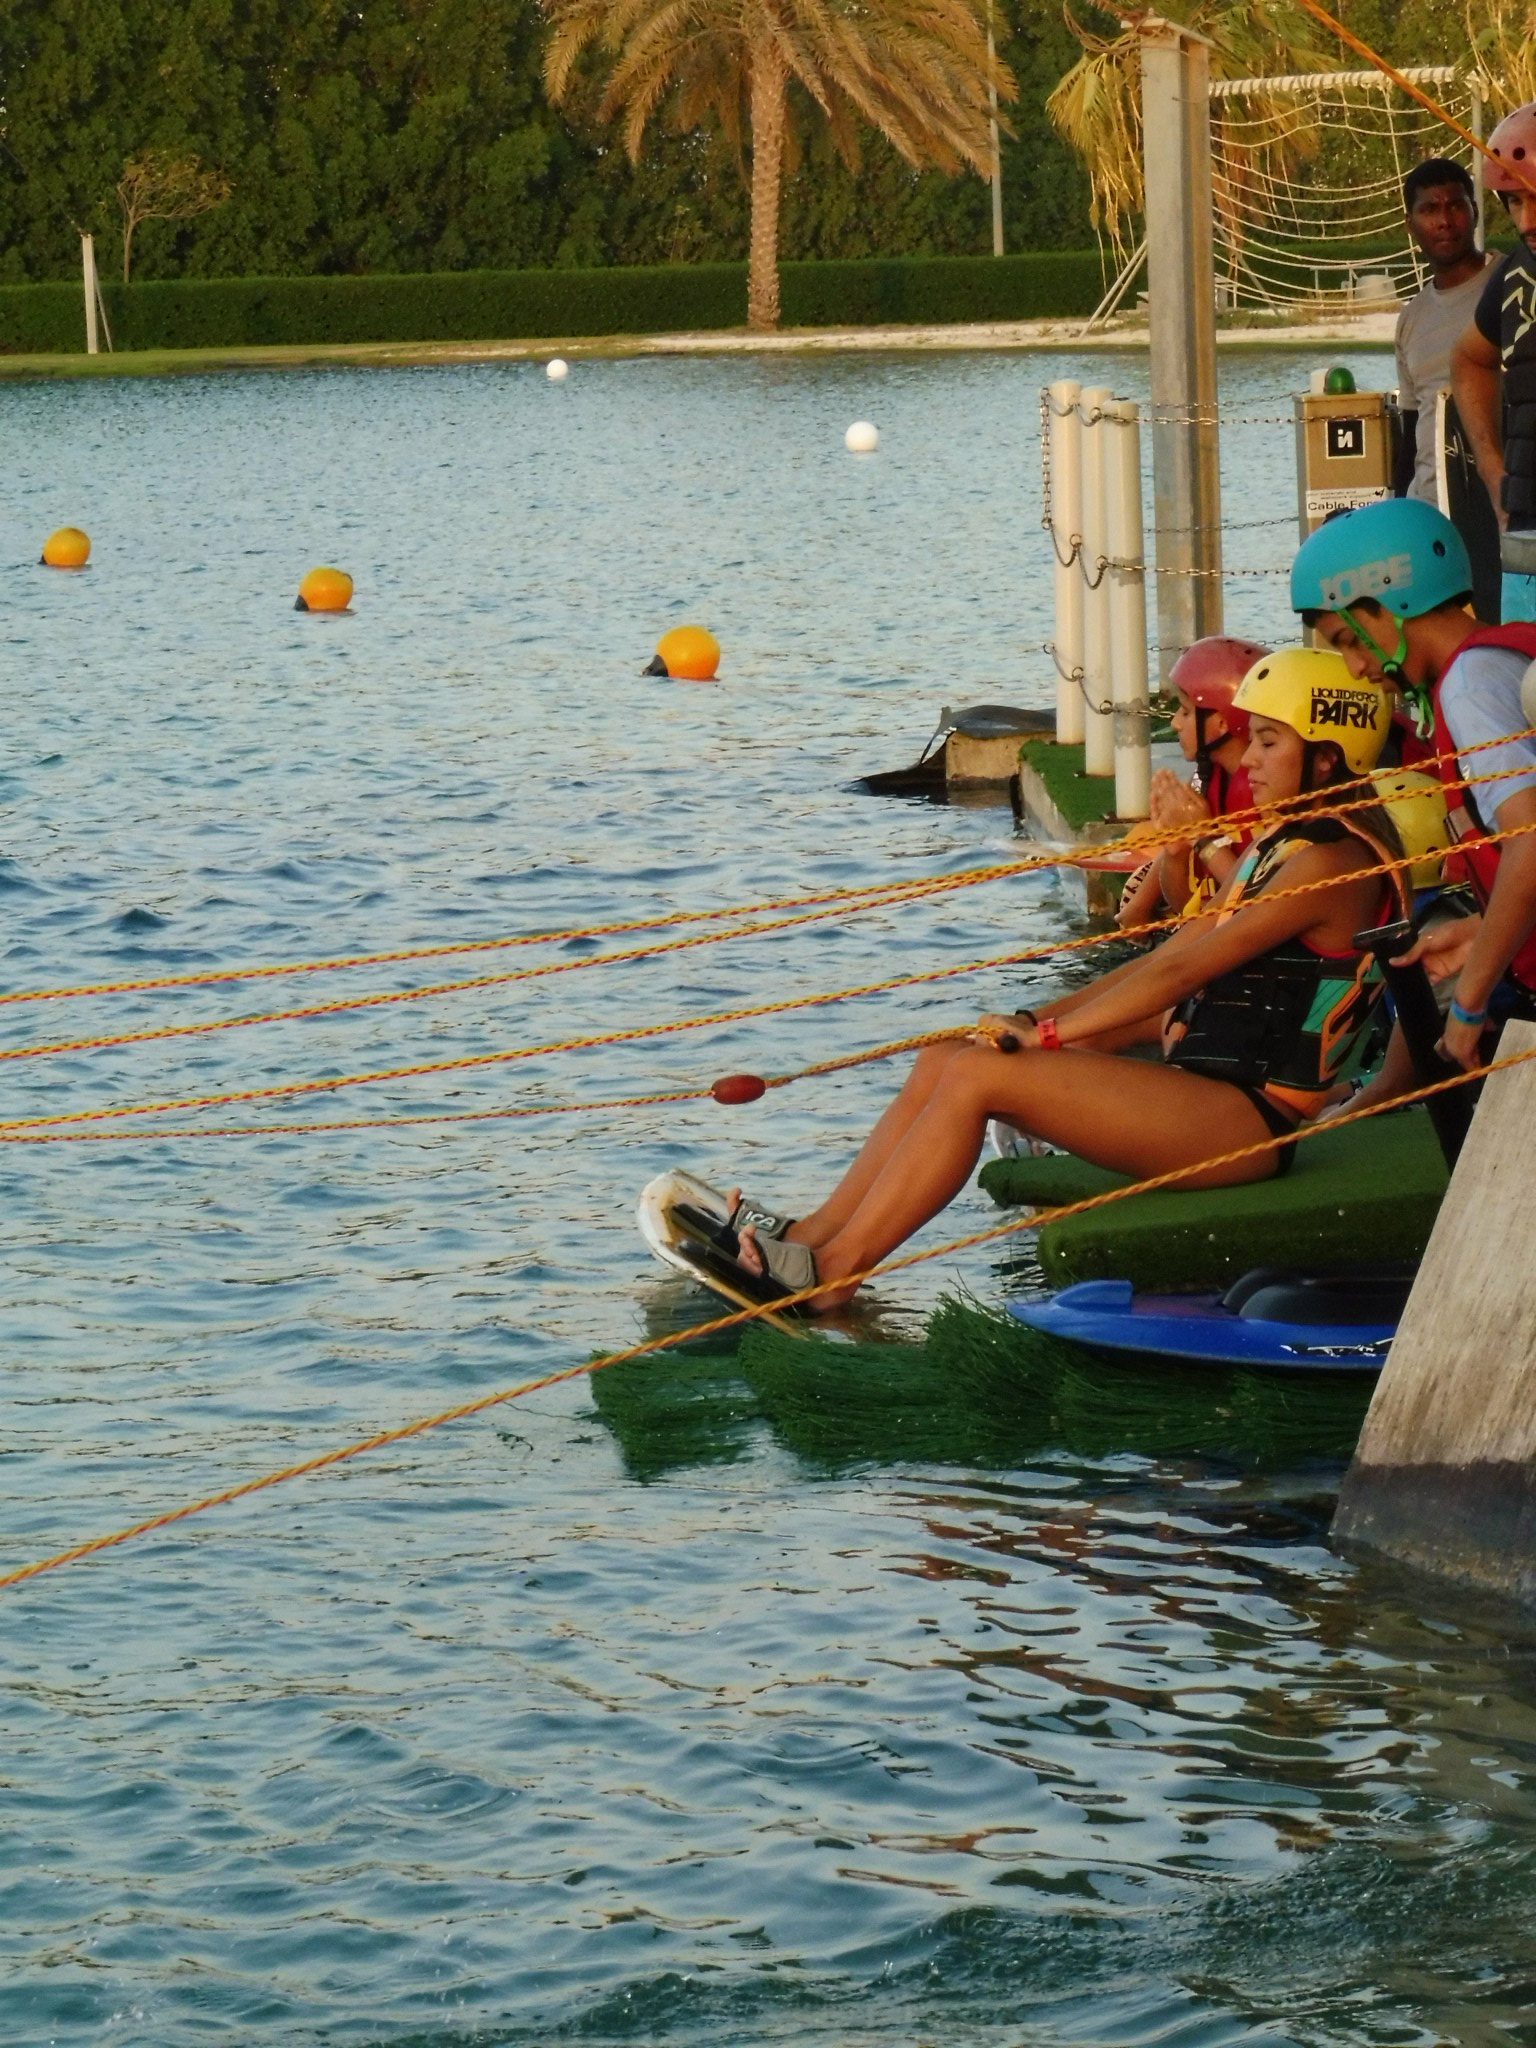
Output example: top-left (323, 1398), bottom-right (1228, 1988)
top-left (1448, 996), bottom-right (1488, 1028)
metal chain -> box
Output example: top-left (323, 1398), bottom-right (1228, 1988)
top-left (1036, 647), bottom-right (1168, 723)
top-left (1152, 563), bottom-right (1288, 578)
top-left (1038, 387), bottom-right (1085, 571)
top-left (1041, 640), bottom-right (1085, 687)
top-left (1036, 389), bottom-right (1289, 591)
top-left (1144, 407), bottom-right (1296, 426)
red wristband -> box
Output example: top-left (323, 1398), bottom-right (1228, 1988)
top-left (1037, 1015), bottom-right (1062, 1050)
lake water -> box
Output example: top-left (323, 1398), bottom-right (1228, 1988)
top-left (6, 345), bottom-right (1535, 2048)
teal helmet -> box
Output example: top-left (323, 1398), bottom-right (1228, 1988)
top-left (1290, 500), bottom-right (1472, 625)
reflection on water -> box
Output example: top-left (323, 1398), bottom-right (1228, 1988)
top-left (7, 349), bottom-right (1532, 2048)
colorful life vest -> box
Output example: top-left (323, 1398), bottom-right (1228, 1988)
top-left (1167, 813), bottom-right (1409, 1122)
top-left (1428, 620), bottom-right (1536, 993)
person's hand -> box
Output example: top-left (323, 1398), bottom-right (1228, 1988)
top-left (972, 1012), bottom-right (1036, 1050)
top-left (1313, 1078), bottom-right (1370, 1122)
top-left (1149, 768), bottom-right (1210, 832)
top-left (1392, 915), bottom-right (1480, 983)
top-left (1436, 1010), bottom-right (1485, 1071)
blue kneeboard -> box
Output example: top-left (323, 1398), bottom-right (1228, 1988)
top-left (1008, 1267), bottom-right (1411, 1374)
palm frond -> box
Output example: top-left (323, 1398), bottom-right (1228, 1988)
top-left (1465, 0), bottom-right (1536, 113)
top-left (1046, 0), bottom-right (1335, 258)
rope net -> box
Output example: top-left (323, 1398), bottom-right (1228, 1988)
top-left (1207, 68), bottom-right (1477, 314)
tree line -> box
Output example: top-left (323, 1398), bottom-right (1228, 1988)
top-left (0, 0), bottom-right (1477, 290)
top-left (0, 0), bottom-right (1093, 285)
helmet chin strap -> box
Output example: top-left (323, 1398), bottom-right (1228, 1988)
top-left (1346, 604), bottom-right (1426, 732)
top-left (1194, 708), bottom-right (1213, 789)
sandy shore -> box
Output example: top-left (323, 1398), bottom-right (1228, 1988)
top-left (0, 310), bottom-right (1398, 381)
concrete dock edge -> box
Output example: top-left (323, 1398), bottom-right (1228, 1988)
top-left (1333, 1020), bottom-right (1536, 1601)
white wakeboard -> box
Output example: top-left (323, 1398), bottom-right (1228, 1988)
top-left (637, 1170), bottom-right (810, 1339)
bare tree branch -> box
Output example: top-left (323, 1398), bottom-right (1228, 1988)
top-left (116, 151), bottom-right (231, 283)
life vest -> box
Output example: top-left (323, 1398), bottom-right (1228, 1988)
top-left (1202, 758), bottom-right (1253, 823)
top-left (1428, 619), bottom-right (1536, 993)
top-left (1167, 813), bottom-right (1409, 1122)
top-left (1180, 758), bottom-right (1255, 911)
top-left (1492, 248), bottom-right (1536, 529)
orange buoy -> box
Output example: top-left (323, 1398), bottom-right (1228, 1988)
top-left (41, 527), bottom-right (91, 570)
top-left (647, 625), bottom-right (720, 682)
top-left (711, 1073), bottom-right (766, 1105)
top-left (295, 567), bottom-right (353, 613)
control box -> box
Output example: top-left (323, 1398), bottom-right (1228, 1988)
top-left (1294, 390), bottom-right (1395, 536)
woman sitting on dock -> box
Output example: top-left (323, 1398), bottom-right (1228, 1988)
top-left (667, 651), bottom-right (1409, 1313)
top-left (1116, 634), bottom-right (1269, 931)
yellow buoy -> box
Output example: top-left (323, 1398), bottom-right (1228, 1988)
top-left (295, 567), bottom-right (353, 613)
top-left (647, 625), bottom-right (720, 682)
top-left (41, 527), bottom-right (91, 570)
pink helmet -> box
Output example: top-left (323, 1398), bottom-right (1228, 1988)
top-left (1485, 102), bottom-right (1536, 197)
top-left (1167, 635), bottom-right (1270, 740)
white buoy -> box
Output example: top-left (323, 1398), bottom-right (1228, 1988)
top-left (546, 358), bottom-right (569, 382)
top-left (844, 420), bottom-right (879, 454)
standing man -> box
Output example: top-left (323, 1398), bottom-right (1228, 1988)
top-left (1394, 157), bottom-right (1495, 505)
top-left (1452, 103), bottom-right (1536, 624)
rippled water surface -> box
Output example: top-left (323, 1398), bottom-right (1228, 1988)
top-left (6, 347), bottom-right (1536, 2048)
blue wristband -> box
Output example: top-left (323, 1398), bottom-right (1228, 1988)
top-left (1449, 997), bottom-right (1488, 1028)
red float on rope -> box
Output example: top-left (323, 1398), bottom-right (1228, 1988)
top-left (711, 1073), bottom-right (767, 1105)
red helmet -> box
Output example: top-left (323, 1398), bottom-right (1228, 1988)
top-left (1486, 102), bottom-right (1536, 197)
top-left (1167, 635), bottom-right (1271, 739)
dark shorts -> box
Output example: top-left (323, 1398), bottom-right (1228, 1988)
top-left (1166, 1054), bottom-right (1300, 1178)
top-left (1231, 1084), bottom-right (1299, 1177)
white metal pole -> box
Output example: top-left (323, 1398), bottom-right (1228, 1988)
top-left (82, 234), bottom-right (99, 356)
top-left (987, 0), bottom-right (1004, 257)
top-left (1106, 397), bottom-right (1150, 819)
top-left (1079, 385), bottom-right (1115, 777)
top-left (1140, 21), bottom-right (1222, 677)
top-left (94, 268), bottom-right (114, 353)
top-left (1471, 86), bottom-right (1486, 252)
top-left (1048, 379), bottom-right (1085, 745)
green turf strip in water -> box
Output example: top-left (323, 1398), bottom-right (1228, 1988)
top-left (977, 1105), bottom-right (1448, 1291)
top-left (588, 1297), bottom-right (1372, 1479)
top-left (1016, 737), bottom-right (1118, 832)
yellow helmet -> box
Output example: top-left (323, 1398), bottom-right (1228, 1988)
top-left (1232, 648), bottom-right (1392, 776)
top-left (1370, 769), bottom-right (1452, 889)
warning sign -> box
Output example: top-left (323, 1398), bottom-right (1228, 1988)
top-left (1305, 485), bottom-right (1391, 518)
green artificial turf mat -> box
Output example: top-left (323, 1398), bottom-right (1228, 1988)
top-left (587, 1297), bottom-right (1372, 1479)
top-left (976, 1106), bottom-right (1448, 1290)
top-left (1016, 738), bottom-right (1118, 831)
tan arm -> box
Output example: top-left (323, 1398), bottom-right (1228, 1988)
top-left (1451, 319), bottom-right (1505, 529)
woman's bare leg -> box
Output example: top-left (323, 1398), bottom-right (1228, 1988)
top-left (789, 1041), bottom-right (967, 1246)
top-left (741, 1045), bottom-right (1283, 1310)
top-left (778, 1018), bottom-right (1167, 1251)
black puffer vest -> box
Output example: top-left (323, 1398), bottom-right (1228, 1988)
top-left (1497, 247), bottom-right (1536, 528)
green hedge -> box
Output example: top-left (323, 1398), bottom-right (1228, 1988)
top-left (0, 251), bottom-right (1103, 356)
top-left (781, 250), bottom-right (1101, 327)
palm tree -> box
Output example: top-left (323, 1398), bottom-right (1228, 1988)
top-left (1046, 1), bottom-right (1332, 261)
top-left (1466, 0), bottom-right (1536, 114)
top-left (541, 0), bottom-right (1015, 331)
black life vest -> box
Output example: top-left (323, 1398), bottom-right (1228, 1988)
top-left (1492, 247), bottom-right (1536, 528)
top-left (1166, 814), bottom-right (1409, 1120)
